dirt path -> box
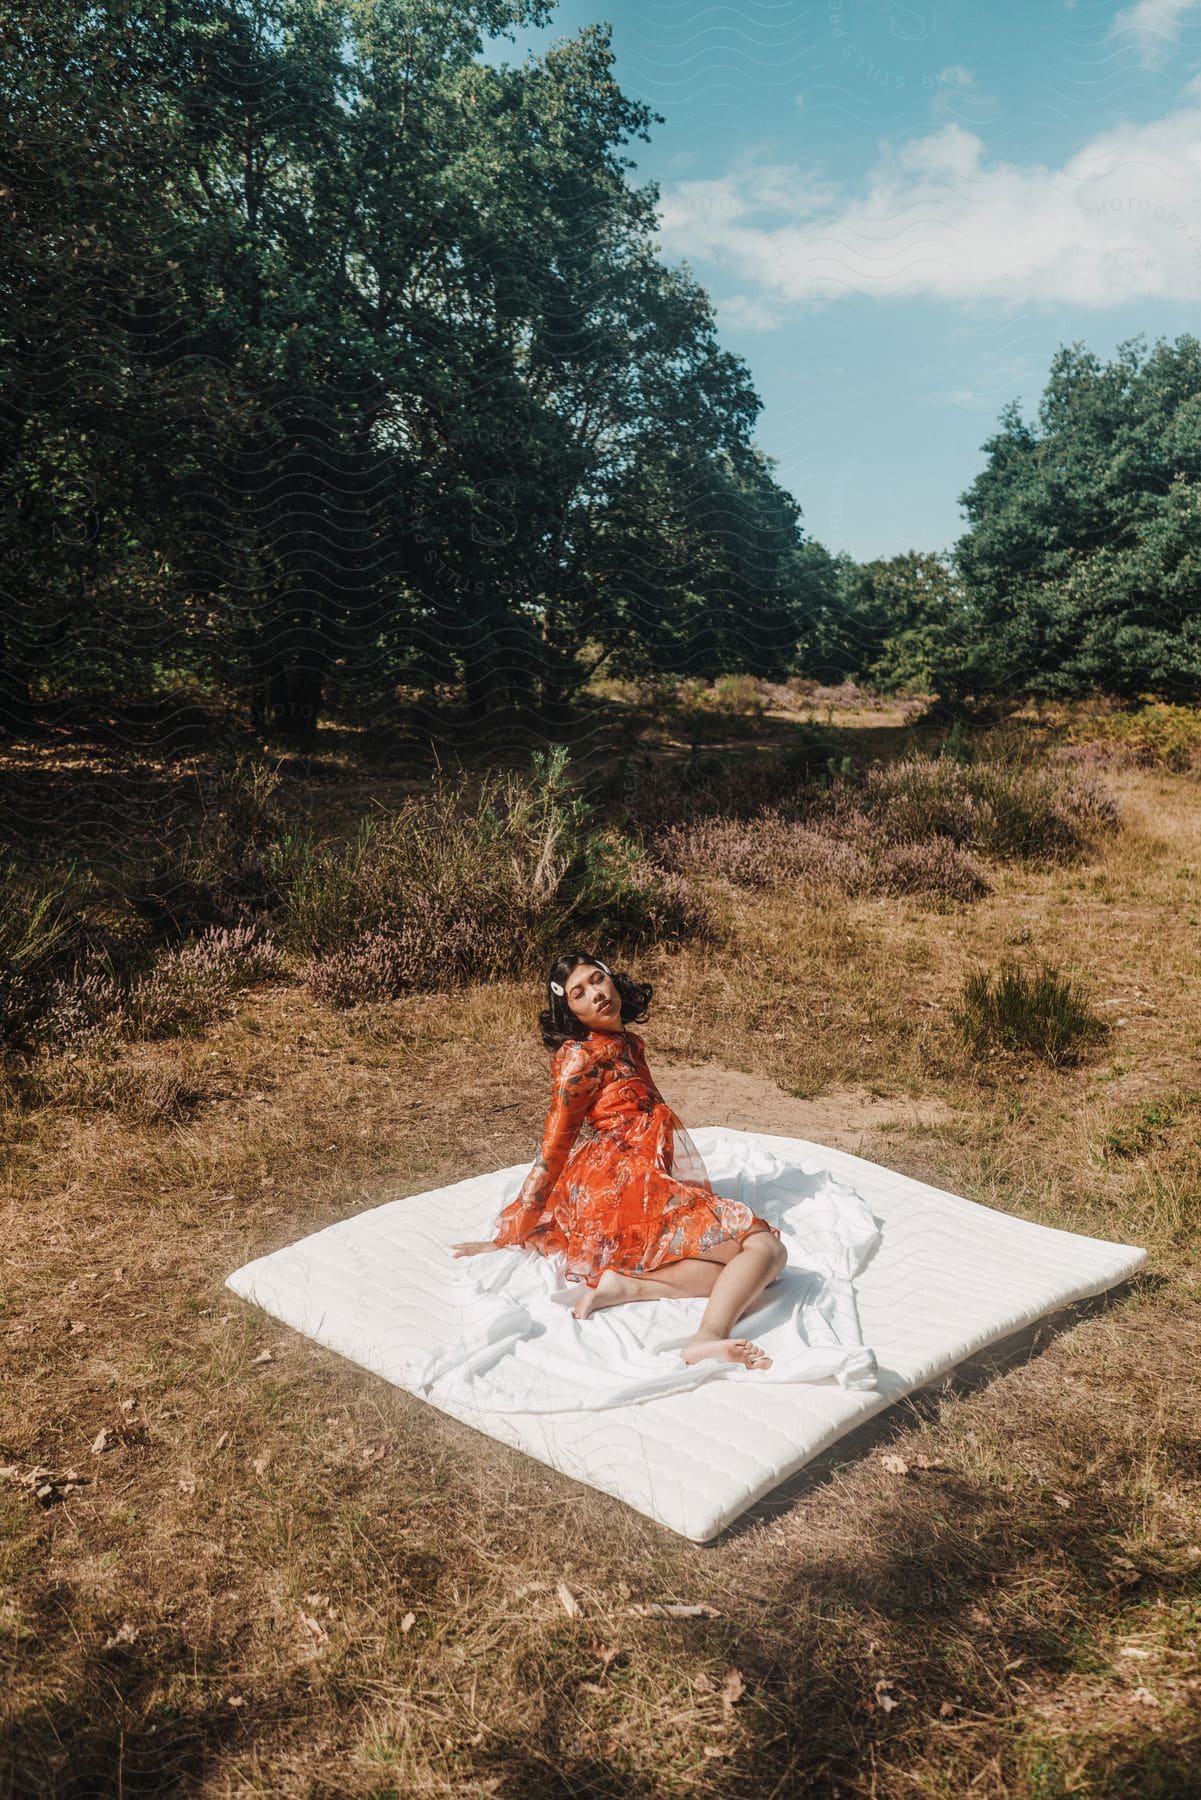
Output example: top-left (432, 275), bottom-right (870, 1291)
top-left (653, 1059), bottom-right (956, 1157)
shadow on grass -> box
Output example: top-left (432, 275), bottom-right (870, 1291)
top-left (0, 1622), bottom-right (293, 1799)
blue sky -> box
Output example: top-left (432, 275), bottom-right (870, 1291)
top-left (481, 1), bottom-right (1201, 563)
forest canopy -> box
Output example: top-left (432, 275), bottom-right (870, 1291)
top-left (1, 0), bottom-right (822, 742)
top-left (2, 2), bottom-right (1198, 743)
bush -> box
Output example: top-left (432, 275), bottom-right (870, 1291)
top-left (127, 924), bottom-right (285, 1040)
top-left (656, 813), bottom-right (873, 895)
top-left (0, 860), bottom-right (115, 1056)
top-left (846, 753), bottom-right (1119, 863)
top-left (873, 839), bottom-right (991, 903)
top-left (124, 755), bottom-right (297, 940)
top-left (953, 960), bottom-right (1110, 1066)
top-left (287, 749), bottom-right (715, 1006)
top-left (1064, 702), bottom-right (1201, 772)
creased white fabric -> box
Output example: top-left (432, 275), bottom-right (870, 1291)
top-left (409, 1130), bottom-right (882, 1414)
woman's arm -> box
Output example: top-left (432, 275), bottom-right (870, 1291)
top-left (491, 1040), bottom-right (601, 1248)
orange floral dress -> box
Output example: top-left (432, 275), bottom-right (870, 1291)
top-left (493, 1027), bottom-right (780, 1290)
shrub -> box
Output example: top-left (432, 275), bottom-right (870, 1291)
top-left (711, 675), bottom-right (766, 716)
top-left (953, 960), bottom-right (1110, 1066)
top-left (124, 755), bottom-right (296, 939)
top-left (873, 839), bottom-right (992, 903)
top-left (127, 924), bottom-right (285, 1039)
top-left (0, 861), bottom-right (103, 1056)
top-left (847, 753), bottom-right (1119, 863)
top-left (37, 970), bottom-right (127, 1053)
top-left (286, 749), bottom-right (714, 1005)
top-left (656, 814), bottom-right (873, 895)
top-left (1064, 702), bottom-right (1201, 772)
top-left (301, 922), bottom-right (471, 1009)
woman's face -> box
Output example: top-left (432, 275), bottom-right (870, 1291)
top-left (563, 962), bottom-right (621, 1033)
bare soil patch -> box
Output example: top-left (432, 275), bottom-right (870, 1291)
top-left (655, 1060), bottom-right (957, 1156)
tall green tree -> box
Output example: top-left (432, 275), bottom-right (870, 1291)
top-left (949, 334), bottom-right (1201, 703)
top-left (826, 550), bottom-right (961, 694)
top-left (2, 0), bottom-right (822, 745)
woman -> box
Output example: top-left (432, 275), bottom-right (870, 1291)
top-left (451, 951), bottom-right (788, 1370)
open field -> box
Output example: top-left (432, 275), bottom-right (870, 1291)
top-left (1, 715), bottom-right (1199, 1798)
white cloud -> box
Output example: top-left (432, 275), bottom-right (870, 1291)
top-left (653, 95), bottom-right (1201, 312)
top-left (1110, 0), bottom-right (1200, 68)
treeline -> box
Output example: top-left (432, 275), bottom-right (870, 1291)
top-left (2, 3), bottom-right (1199, 750)
top-left (1, 0), bottom-right (818, 744)
top-left (804, 334), bottom-right (1201, 705)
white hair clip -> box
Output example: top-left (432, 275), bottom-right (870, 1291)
top-left (549, 980), bottom-right (564, 996)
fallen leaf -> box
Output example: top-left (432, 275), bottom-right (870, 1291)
top-left (879, 1454), bottom-right (909, 1476)
top-left (1119, 1646), bottom-right (1153, 1660)
top-left (91, 1428), bottom-right (113, 1455)
top-left (911, 1454), bottom-right (950, 1472)
top-left (359, 1442), bottom-right (387, 1465)
top-left (298, 1610), bottom-right (328, 1643)
top-left (586, 1644), bottom-right (620, 1671)
top-left (227, 1694), bottom-right (246, 1709)
top-left (1131, 1686), bottom-right (1160, 1706)
top-left (557, 1581), bottom-right (580, 1618)
top-left (939, 1700), bottom-right (956, 1718)
top-left (628, 1602), bottom-right (722, 1619)
top-left (214, 1432), bottom-right (230, 1452)
top-left (400, 1612), bottom-right (416, 1634)
top-left (103, 1622), bottom-right (139, 1649)
top-left (64, 1319), bottom-right (86, 1335)
top-left (1053, 1492), bottom-right (1073, 1509)
top-left (252, 1456), bottom-right (270, 1477)
top-left (178, 1476), bottom-right (196, 1495)
top-left (720, 1669), bottom-right (745, 1719)
top-left (250, 1349), bottom-right (274, 1366)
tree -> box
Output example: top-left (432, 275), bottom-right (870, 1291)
top-left (949, 335), bottom-right (1201, 703)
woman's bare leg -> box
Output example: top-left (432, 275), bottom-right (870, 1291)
top-left (572, 1257), bottom-right (717, 1320)
top-left (679, 1231), bottom-right (789, 1369)
top-left (572, 1242), bottom-right (779, 1329)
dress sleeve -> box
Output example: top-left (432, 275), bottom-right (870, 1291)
top-left (493, 1040), bottom-right (602, 1248)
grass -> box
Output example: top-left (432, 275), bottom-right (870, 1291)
top-left (1, 718), bottom-right (1199, 1796)
top-left (953, 960), bottom-right (1111, 1067)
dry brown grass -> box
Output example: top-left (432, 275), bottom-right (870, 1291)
top-left (2, 755), bottom-right (1200, 1797)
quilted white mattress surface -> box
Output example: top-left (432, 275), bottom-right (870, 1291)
top-left (225, 1128), bottom-right (1147, 1541)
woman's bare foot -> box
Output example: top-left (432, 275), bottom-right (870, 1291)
top-left (679, 1333), bottom-right (772, 1370)
top-left (572, 1269), bottom-right (646, 1320)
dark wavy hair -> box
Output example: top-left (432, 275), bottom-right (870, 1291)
top-left (537, 948), bottom-right (653, 1050)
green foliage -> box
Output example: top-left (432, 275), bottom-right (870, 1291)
top-left (1066, 701), bottom-right (1201, 771)
top-left (1102, 1094), bottom-right (1200, 1161)
top-left (287, 748), bottom-right (713, 1003)
top-left (949, 335), bottom-right (1201, 703)
top-left (0, 862), bottom-right (82, 1053)
top-left (953, 960), bottom-right (1110, 1066)
top-left (802, 550), bottom-right (961, 693)
top-left (0, 0), bottom-right (813, 744)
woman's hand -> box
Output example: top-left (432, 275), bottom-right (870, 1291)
top-left (450, 1239), bottom-right (500, 1258)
